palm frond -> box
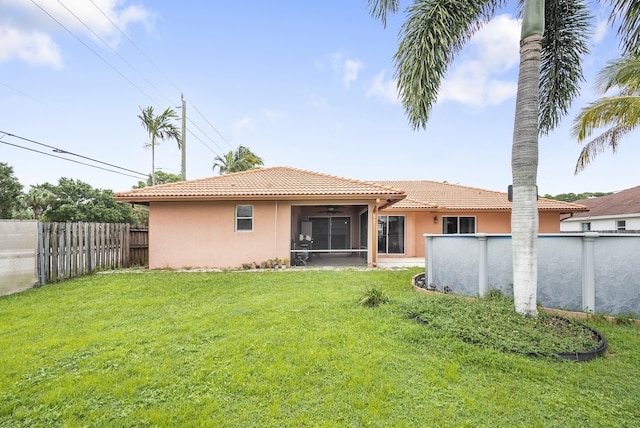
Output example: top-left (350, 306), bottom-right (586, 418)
top-left (538, 0), bottom-right (592, 134)
top-left (572, 95), bottom-right (640, 140)
top-left (395, 0), bottom-right (505, 129)
top-left (609, 0), bottom-right (640, 55)
top-left (574, 125), bottom-right (631, 173)
top-left (594, 55), bottom-right (640, 94)
top-left (367, 0), bottom-right (400, 27)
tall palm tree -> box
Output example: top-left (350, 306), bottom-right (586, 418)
top-left (212, 145), bottom-right (264, 174)
top-left (573, 55), bottom-right (640, 173)
top-left (368, 0), bottom-right (592, 316)
top-left (138, 106), bottom-right (182, 186)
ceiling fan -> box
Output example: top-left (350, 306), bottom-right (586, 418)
top-left (316, 205), bottom-right (345, 214)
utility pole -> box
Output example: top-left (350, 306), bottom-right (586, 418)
top-left (181, 93), bottom-right (187, 181)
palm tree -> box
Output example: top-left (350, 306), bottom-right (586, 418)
top-left (24, 186), bottom-right (55, 220)
top-left (138, 106), bottom-right (182, 186)
top-left (368, 0), bottom-right (592, 316)
top-left (212, 146), bottom-right (264, 174)
top-left (573, 55), bottom-right (640, 173)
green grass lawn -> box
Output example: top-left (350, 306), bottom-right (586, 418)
top-left (0, 269), bottom-right (638, 427)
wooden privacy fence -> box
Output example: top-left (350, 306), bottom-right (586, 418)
top-left (38, 222), bottom-right (130, 284)
top-left (129, 227), bottom-right (149, 267)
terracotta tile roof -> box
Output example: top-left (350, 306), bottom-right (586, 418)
top-left (568, 185), bottom-right (640, 218)
top-left (374, 180), bottom-right (588, 212)
top-left (114, 166), bottom-right (406, 202)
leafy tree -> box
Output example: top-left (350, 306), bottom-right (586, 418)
top-left (133, 171), bottom-right (182, 189)
top-left (24, 185), bottom-right (55, 220)
top-left (368, 0), bottom-right (594, 316)
top-left (138, 106), bottom-right (182, 186)
top-left (40, 178), bottom-right (138, 224)
top-left (212, 145), bottom-right (264, 174)
top-left (542, 192), bottom-right (614, 202)
top-left (0, 162), bottom-right (23, 219)
top-left (572, 55), bottom-right (640, 172)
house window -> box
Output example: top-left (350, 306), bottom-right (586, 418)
top-left (581, 222), bottom-right (591, 232)
top-left (617, 220), bottom-right (626, 231)
top-left (442, 216), bottom-right (476, 234)
top-left (235, 205), bottom-right (253, 231)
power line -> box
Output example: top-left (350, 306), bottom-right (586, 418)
top-left (30, 1), bottom-right (233, 172)
top-left (186, 129), bottom-right (220, 155)
top-left (0, 140), bottom-right (146, 180)
top-left (186, 118), bottom-right (227, 154)
top-left (0, 130), bottom-right (147, 178)
top-left (56, 0), bottom-right (175, 107)
top-left (88, 0), bottom-right (183, 96)
top-left (0, 81), bottom-right (52, 106)
top-left (190, 102), bottom-right (235, 150)
top-left (30, 0), bottom-right (162, 107)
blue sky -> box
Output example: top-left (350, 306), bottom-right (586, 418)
top-left (1, 0), bottom-right (637, 195)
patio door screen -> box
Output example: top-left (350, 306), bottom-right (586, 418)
top-left (309, 217), bottom-right (351, 251)
top-left (377, 215), bottom-right (405, 254)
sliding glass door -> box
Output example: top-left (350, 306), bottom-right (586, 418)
top-left (309, 217), bottom-right (351, 251)
top-left (377, 215), bottom-right (405, 254)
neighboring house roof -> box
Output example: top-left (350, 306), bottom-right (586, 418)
top-left (565, 185), bottom-right (640, 218)
top-left (374, 180), bottom-right (588, 212)
top-left (114, 166), bottom-right (406, 206)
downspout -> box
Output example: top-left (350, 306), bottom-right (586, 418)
top-left (372, 199), bottom-right (380, 267)
top-left (274, 201), bottom-right (278, 259)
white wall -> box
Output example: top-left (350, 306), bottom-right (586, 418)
top-left (425, 233), bottom-right (640, 317)
top-left (0, 220), bottom-right (38, 296)
top-left (561, 214), bottom-right (640, 232)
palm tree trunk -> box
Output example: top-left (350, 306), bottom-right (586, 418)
top-left (511, 33), bottom-right (542, 317)
top-left (151, 137), bottom-right (156, 186)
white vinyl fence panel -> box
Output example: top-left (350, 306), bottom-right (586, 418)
top-left (0, 220), bottom-right (38, 296)
top-left (425, 233), bottom-right (640, 317)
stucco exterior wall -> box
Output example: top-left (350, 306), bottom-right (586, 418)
top-left (383, 210), bottom-right (562, 258)
top-left (149, 201), bottom-right (292, 269)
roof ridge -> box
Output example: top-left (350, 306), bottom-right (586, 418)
top-left (376, 179), bottom-right (507, 196)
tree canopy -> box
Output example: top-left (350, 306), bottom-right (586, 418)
top-left (133, 171), bottom-right (182, 189)
top-left (212, 146), bottom-right (264, 174)
top-left (542, 191), bottom-right (614, 202)
top-left (0, 162), bottom-right (24, 219)
top-left (39, 178), bottom-right (138, 224)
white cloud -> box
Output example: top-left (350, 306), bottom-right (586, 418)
top-left (0, 0), bottom-right (152, 67)
top-left (330, 51), bottom-right (363, 88)
top-left (366, 70), bottom-right (399, 104)
top-left (0, 26), bottom-right (62, 68)
top-left (263, 109), bottom-right (285, 121)
top-left (232, 117), bottom-right (253, 135)
top-left (593, 18), bottom-right (609, 44)
top-left (439, 14), bottom-right (520, 107)
top-left (343, 59), bottom-right (363, 88)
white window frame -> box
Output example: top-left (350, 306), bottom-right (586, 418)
top-left (582, 222), bottom-right (591, 232)
top-left (235, 205), bottom-right (254, 232)
top-left (442, 216), bottom-right (476, 234)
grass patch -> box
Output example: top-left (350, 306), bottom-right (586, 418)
top-left (0, 269), bottom-right (638, 427)
top-left (404, 289), bottom-right (603, 357)
top-left (358, 284), bottom-right (390, 307)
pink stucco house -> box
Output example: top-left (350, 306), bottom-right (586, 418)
top-left (114, 166), bottom-right (587, 269)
